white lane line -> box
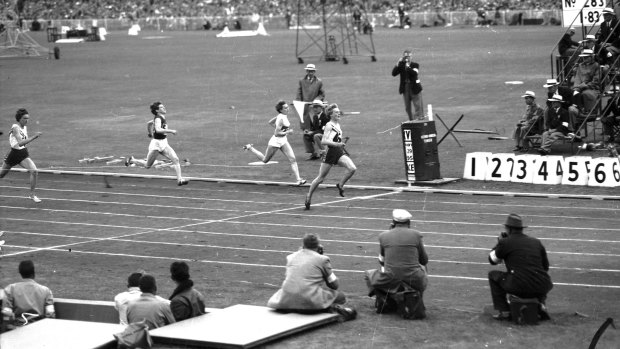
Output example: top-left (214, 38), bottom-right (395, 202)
top-left (12, 248), bottom-right (618, 289)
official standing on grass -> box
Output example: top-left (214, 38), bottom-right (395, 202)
top-left (392, 48), bottom-right (424, 121)
top-left (487, 214), bottom-right (553, 321)
top-left (0, 108), bottom-right (42, 203)
top-left (125, 101), bottom-right (189, 186)
top-left (242, 100), bottom-right (306, 186)
top-left (304, 104), bottom-right (356, 210)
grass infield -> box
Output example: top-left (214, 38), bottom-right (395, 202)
top-left (1, 26), bottom-right (619, 348)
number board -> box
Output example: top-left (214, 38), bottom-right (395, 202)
top-left (562, 0), bottom-right (606, 27)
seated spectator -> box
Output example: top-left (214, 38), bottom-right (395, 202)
top-left (513, 91), bottom-right (544, 152)
top-left (597, 8), bottom-right (620, 66)
top-left (601, 92), bottom-right (620, 143)
top-left (168, 261), bottom-right (206, 321)
top-left (126, 274), bottom-right (175, 329)
top-left (558, 27), bottom-right (580, 68)
top-left (1, 260), bottom-right (55, 327)
top-left (488, 214), bottom-right (552, 321)
top-left (364, 209), bottom-right (428, 318)
top-left (114, 271), bottom-right (169, 325)
top-left (267, 233), bottom-right (356, 321)
top-left (302, 99), bottom-right (329, 160)
top-left (543, 78), bottom-right (579, 131)
top-left (537, 94), bottom-right (571, 155)
top-left (572, 49), bottom-right (601, 115)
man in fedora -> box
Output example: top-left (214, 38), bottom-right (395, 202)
top-left (597, 8), bottom-right (620, 65)
top-left (572, 49), bottom-right (601, 115)
top-left (365, 209), bottom-right (428, 318)
top-left (392, 48), bottom-right (424, 121)
top-left (538, 94), bottom-right (571, 155)
top-left (488, 214), bottom-right (553, 321)
top-left (296, 64), bottom-right (325, 152)
top-left (513, 91), bottom-right (544, 152)
top-left (301, 99), bottom-right (330, 160)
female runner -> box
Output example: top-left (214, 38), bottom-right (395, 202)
top-left (243, 100), bottom-right (306, 186)
top-left (304, 104), bottom-right (356, 210)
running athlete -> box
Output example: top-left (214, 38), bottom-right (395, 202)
top-left (126, 102), bottom-right (189, 186)
top-left (304, 104), bottom-right (356, 210)
top-left (1, 108), bottom-right (43, 203)
top-left (243, 100), bottom-right (306, 186)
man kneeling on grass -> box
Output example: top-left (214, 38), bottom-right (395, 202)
top-left (267, 233), bottom-right (356, 321)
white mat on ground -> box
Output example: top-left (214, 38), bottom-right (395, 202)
top-left (55, 38), bottom-right (84, 43)
top-left (150, 304), bottom-right (338, 348)
top-left (216, 23), bottom-right (269, 38)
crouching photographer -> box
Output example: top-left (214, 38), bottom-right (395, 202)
top-left (487, 214), bottom-right (553, 322)
top-left (267, 233), bottom-right (356, 321)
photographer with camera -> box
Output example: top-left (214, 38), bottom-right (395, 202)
top-left (267, 233), bottom-right (356, 321)
top-left (392, 49), bottom-right (424, 121)
top-left (488, 214), bottom-right (553, 321)
top-left (364, 209), bottom-right (428, 319)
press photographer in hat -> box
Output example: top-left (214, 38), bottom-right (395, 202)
top-left (365, 209), bottom-right (428, 318)
top-left (301, 99), bottom-right (329, 160)
top-left (487, 214), bottom-right (553, 321)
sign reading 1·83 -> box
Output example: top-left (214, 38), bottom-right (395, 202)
top-left (562, 0), bottom-right (606, 27)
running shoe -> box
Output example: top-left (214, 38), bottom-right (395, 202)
top-left (125, 156), bottom-right (134, 167)
top-left (242, 144), bottom-right (253, 151)
top-left (336, 183), bottom-right (345, 197)
top-left (304, 196), bottom-right (311, 210)
top-left (297, 178), bottom-right (307, 186)
top-left (177, 179), bottom-right (189, 186)
top-left (30, 194), bottom-right (41, 203)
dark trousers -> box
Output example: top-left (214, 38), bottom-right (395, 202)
top-left (403, 87), bottom-right (422, 120)
top-left (488, 270), bottom-right (547, 311)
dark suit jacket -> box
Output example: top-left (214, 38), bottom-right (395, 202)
top-left (598, 18), bottom-right (620, 47)
top-left (546, 106), bottom-right (571, 135)
top-left (546, 86), bottom-right (574, 108)
top-left (392, 61), bottom-right (423, 95)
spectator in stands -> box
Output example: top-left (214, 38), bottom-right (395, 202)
top-left (114, 271), bottom-right (169, 325)
top-left (1, 260), bottom-right (55, 327)
top-left (572, 49), bottom-right (601, 115)
top-left (392, 48), bottom-right (424, 120)
top-left (538, 94), bottom-right (571, 155)
top-left (601, 92), bottom-right (620, 144)
top-left (267, 233), bottom-right (356, 321)
top-left (0, 108), bottom-right (42, 203)
top-left (301, 99), bottom-right (329, 160)
top-left (488, 214), bottom-right (552, 321)
top-left (597, 8), bottom-right (620, 66)
top-left (513, 91), bottom-right (544, 152)
top-left (397, 3), bottom-right (406, 28)
top-left (543, 78), bottom-right (579, 131)
top-left (364, 209), bottom-right (428, 318)
top-left (558, 27), bottom-right (580, 68)
top-left (352, 4), bottom-right (362, 32)
top-left (126, 274), bottom-right (175, 329)
top-left (168, 261), bottom-right (206, 321)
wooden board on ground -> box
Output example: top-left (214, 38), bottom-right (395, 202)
top-left (150, 304), bottom-right (339, 348)
top-left (0, 318), bottom-right (124, 349)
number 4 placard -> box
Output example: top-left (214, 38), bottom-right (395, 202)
top-left (532, 155), bottom-right (564, 185)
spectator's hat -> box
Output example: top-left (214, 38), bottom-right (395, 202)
top-left (548, 94), bottom-right (563, 102)
top-left (504, 213), bottom-right (526, 228)
top-left (569, 27), bottom-right (576, 32)
top-left (521, 90), bottom-right (536, 98)
top-left (305, 63), bottom-right (316, 71)
top-left (579, 49), bottom-right (594, 56)
top-left (392, 209), bottom-right (412, 223)
top-left (312, 99), bottom-right (326, 106)
top-left (602, 7), bottom-right (614, 15)
top-left (585, 34), bottom-right (596, 41)
top-left (543, 78), bottom-right (559, 87)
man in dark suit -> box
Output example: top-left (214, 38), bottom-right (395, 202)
top-left (392, 48), bottom-right (423, 121)
top-left (597, 8), bottom-right (620, 65)
top-left (488, 214), bottom-right (553, 321)
top-left (301, 100), bottom-right (329, 160)
top-left (538, 94), bottom-right (571, 155)
top-left (543, 78), bottom-right (579, 130)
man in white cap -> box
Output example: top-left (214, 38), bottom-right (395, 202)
top-left (364, 209), bottom-right (428, 319)
top-left (301, 99), bottom-right (329, 160)
top-left (296, 63), bottom-right (325, 149)
top-left (543, 78), bottom-right (579, 131)
top-left (488, 214), bottom-right (552, 321)
top-left (572, 49), bottom-right (600, 115)
top-left (597, 8), bottom-right (620, 65)
top-left (513, 91), bottom-right (544, 152)
top-left (538, 94), bottom-right (571, 155)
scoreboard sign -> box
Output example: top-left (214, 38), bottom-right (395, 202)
top-left (562, 0), bottom-right (607, 27)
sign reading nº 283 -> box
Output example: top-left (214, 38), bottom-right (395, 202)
top-left (561, 0), bottom-right (606, 27)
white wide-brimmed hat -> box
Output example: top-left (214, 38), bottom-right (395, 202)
top-left (521, 90), bottom-right (536, 98)
top-left (579, 49), bottom-right (594, 56)
top-left (548, 94), bottom-right (563, 102)
top-left (305, 63), bottom-right (316, 70)
top-left (392, 209), bottom-right (412, 223)
top-left (543, 78), bottom-right (559, 88)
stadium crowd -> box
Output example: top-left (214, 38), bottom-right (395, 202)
top-left (12, 0), bottom-right (561, 21)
